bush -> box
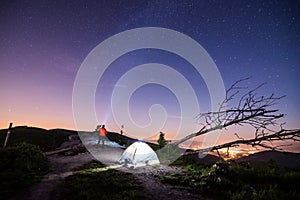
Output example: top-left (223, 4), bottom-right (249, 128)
top-left (0, 142), bottom-right (49, 195)
top-left (205, 161), bottom-right (300, 200)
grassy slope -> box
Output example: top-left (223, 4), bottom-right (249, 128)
top-left (0, 127), bottom-right (75, 151)
top-left (54, 161), bottom-right (145, 200)
top-left (161, 155), bottom-right (300, 200)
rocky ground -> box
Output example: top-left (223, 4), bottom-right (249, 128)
top-left (127, 165), bottom-right (205, 200)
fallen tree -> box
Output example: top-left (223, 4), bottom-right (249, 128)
top-left (172, 78), bottom-right (300, 155)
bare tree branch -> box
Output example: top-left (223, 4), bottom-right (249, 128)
top-left (171, 78), bottom-right (299, 153)
top-left (185, 129), bottom-right (300, 155)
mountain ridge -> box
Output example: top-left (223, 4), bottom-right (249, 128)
top-left (1, 126), bottom-right (299, 170)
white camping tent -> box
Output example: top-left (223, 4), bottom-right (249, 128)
top-left (119, 141), bottom-right (160, 168)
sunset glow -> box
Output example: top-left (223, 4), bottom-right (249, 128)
top-left (210, 148), bottom-right (257, 160)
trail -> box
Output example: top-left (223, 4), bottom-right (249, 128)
top-left (9, 147), bottom-right (208, 200)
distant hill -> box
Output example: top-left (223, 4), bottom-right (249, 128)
top-left (106, 131), bottom-right (159, 149)
top-left (186, 153), bottom-right (223, 165)
top-left (3, 127), bottom-right (299, 170)
top-left (0, 126), bottom-right (158, 152)
top-left (0, 126), bottom-right (76, 151)
top-left (236, 150), bottom-right (300, 170)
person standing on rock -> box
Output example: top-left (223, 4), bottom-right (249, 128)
top-left (98, 124), bottom-right (107, 146)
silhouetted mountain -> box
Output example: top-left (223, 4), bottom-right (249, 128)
top-left (236, 150), bottom-right (300, 170)
top-left (49, 128), bottom-right (78, 136)
top-left (106, 131), bottom-right (159, 149)
top-left (0, 126), bottom-right (75, 151)
top-left (2, 126), bottom-right (299, 170)
top-left (0, 126), bottom-right (158, 151)
top-left (186, 153), bottom-right (223, 165)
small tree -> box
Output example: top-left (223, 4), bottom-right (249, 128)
top-left (157, 132), bottom-right (167, 149)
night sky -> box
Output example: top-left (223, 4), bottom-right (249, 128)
top-left (1, 1), bottom-right (299, 148)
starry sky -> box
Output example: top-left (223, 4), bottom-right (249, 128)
top-left (0, 1), bottom-right (299, 147)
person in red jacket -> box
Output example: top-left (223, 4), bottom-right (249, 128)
top-left (98, 124), bottom-right (107, 146)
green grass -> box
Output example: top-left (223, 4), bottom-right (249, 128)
top-left (160, 156), bottom-right (300, 200)
top-left (55, 161), bottom-right (145, 200)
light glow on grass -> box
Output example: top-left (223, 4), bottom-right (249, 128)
top-left (76, 164), bottom-right (123, 174)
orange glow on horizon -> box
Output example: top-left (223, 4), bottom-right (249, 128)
top-left (1, 120), bottom-right (299, 154)
top-left (209, 148), bottom-right (257, 160)
top-left (0, 120), bottom-right (76, 131)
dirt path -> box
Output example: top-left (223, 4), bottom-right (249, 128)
top-left (9, 149), bottom-right (207, 200)
top-left (9, 153), bottom-right (95, 200)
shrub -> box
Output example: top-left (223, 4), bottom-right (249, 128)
top-left (0, 142), bottom-right (49, 195)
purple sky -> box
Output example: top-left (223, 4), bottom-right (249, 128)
top-left (0, 1), bottom-right (299, 150)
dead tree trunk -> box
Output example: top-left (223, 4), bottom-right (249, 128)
top-left (184, 129), bottom-right (300, 155)
top-left (172, 78), bottom-right (300, 152)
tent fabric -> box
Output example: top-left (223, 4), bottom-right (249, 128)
top-left (119, 141), bottom-right (160, 168)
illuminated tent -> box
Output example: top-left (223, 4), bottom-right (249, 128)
top-left (119, 141), bottom-right (160, 168)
